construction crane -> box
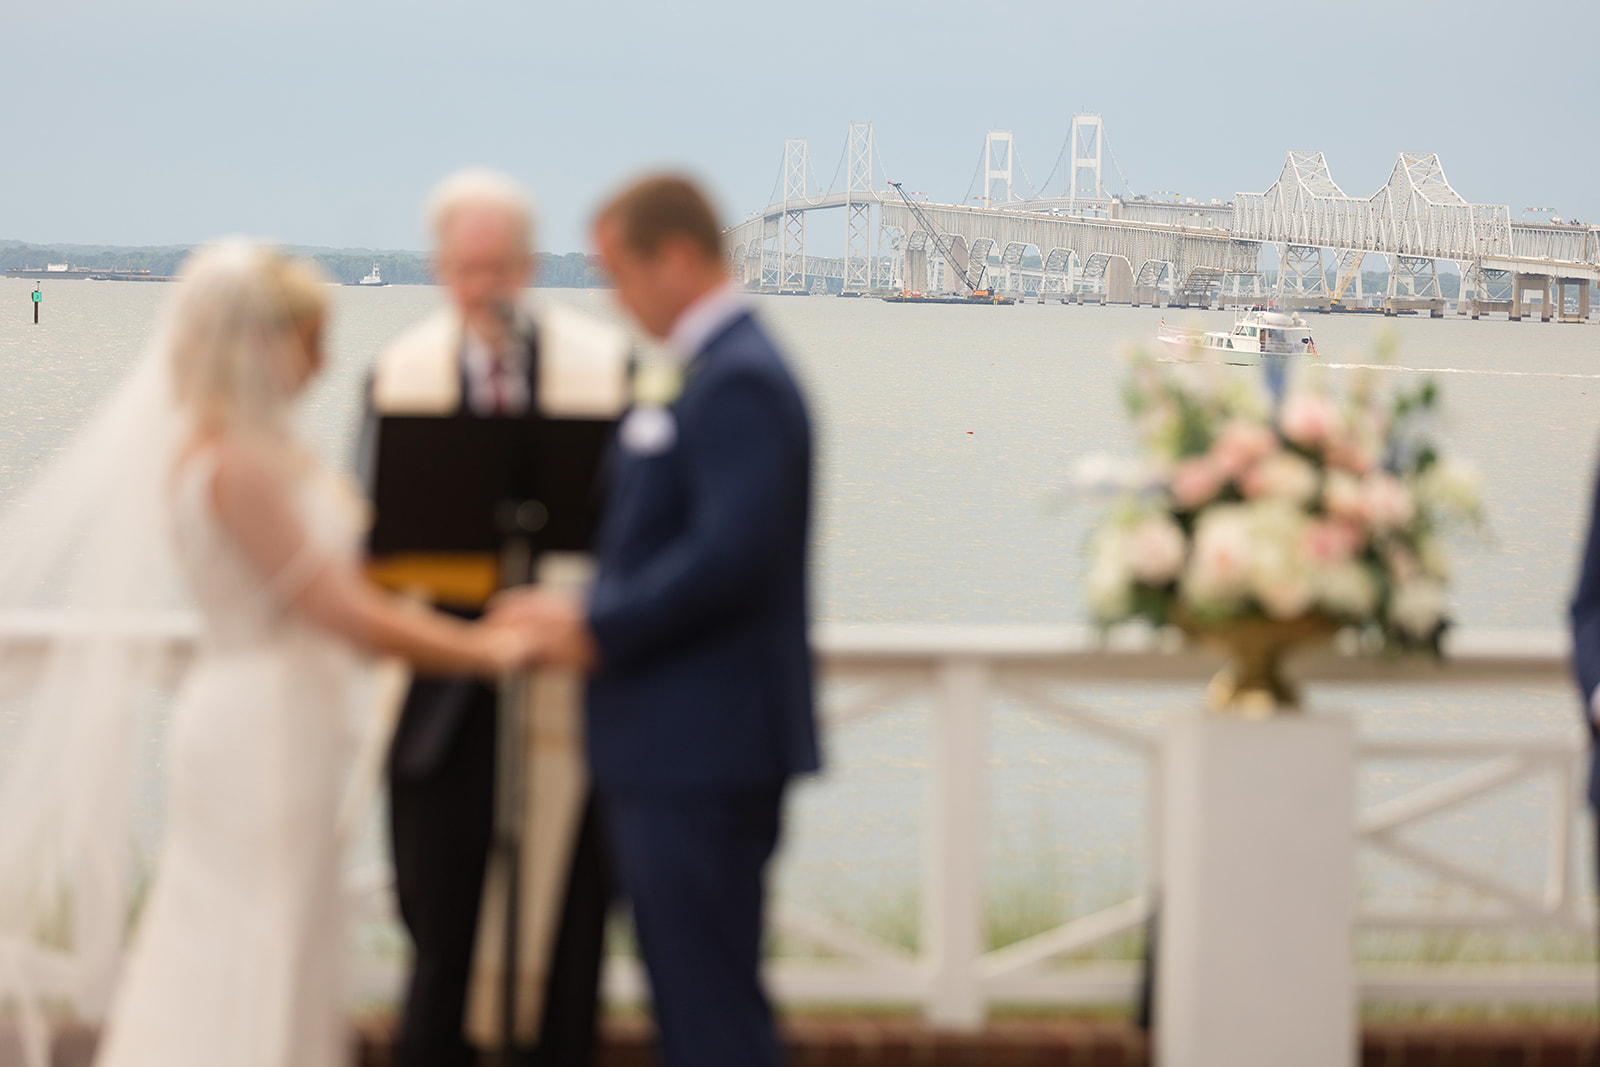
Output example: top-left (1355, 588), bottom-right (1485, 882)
top-left (1330, 249), bottom-right (1365, 307)
top-left (889, 181), bottom-right (995, 299)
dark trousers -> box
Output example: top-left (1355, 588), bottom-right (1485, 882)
top-left (604, 785), bottom-right (785, 1067)
top-left (390, 680), bottom-right (611, 1067)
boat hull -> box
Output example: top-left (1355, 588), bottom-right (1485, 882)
top-left (1157, 334), bottom-right (1303, 367)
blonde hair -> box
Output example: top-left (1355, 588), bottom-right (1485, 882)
top-left (426, 168), bottom-right (537, 254)
top-left (168, 243), bottom-right (329, 438)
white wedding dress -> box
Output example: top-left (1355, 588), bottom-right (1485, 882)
top-left (92, 451), bottom-right (364, 1067)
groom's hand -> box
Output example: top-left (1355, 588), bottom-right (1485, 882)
top-left (489, 588), bottom-right (598, 673)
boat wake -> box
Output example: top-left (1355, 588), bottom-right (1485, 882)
top-left (1158, 357), bottom-right (1600, 381)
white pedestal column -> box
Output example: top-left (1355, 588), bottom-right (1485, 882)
top-left (1156, 711), bottom-right (1355, 1067)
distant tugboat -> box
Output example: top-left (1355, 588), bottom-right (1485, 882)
top-left (356, 263), bottom-right (388, 287)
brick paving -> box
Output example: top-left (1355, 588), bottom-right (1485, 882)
top-left (6, 1015), bottom-right (1598, 1065)
top-left (352, 1015), bottom-right (1600, 1067)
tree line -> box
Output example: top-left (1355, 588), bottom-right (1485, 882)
top-left (0, 242), bottom-right (610, 288)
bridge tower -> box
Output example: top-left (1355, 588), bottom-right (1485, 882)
top-left (782, 138), bottom-right (808, 291)
top-left (1067, 114), bottom-right (1104, 209)
top-left (984, 130), bottom-right (1014, 208)
top-left (844, 122), bottom-right (875, 294)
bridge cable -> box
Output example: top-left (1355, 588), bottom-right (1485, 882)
top-left (766, 159), bottom-right (784, 212)
top-left (817, 139), bottom-right (847, 200)
top-left (960, 142), bottom-right (986, 208)
top-left (1030, 132), bottom-right (1073, 200)
top-left (1102, 132), bottom-right (1135, 198)
top-left (1014, 150), bottom-right (1042, 201)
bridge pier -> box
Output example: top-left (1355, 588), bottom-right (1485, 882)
top-left (1106, 257), bottom-right (1134, 305)
top-left (1556, 277), bottom-right (1591, 323)
top-left (1511, 273), bottom-right (1553, 322)
top-left (906, 247), bottom-right (928, 294)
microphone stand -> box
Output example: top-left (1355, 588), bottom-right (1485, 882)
top-left (493, 499), bottom-right (548, 1063)
top-left (492, 297), bottom-right (545, 1064)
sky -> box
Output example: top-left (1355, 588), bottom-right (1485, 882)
top-left (3, 0), bottom-right (1597, 254)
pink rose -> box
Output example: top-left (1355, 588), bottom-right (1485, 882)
top-left (1302, 519), bottom-right (1363, 565)
top-left (1323, 430), bottom-right (1376, 475)
top-left (1210, 420), bottom-right (1278, 479)
top-left (1171, 457), bottom-right (1225, 510)
top-left (1279, 392), bottom-right (1338, 449)
top-left (1362, 473), bottom-right (1415, 532)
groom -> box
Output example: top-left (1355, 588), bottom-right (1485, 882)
top-left (362, 169), bottom-right (621, 1067)
top-left (507, 174), bottom-right (820, 1067)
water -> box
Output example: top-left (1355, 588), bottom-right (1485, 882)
top-left (2, 277), bottom-right (1597, 961)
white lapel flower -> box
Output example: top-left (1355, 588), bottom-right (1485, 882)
top-left (620, 406), bottom-right (677, 456)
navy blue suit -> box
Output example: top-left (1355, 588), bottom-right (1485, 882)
top-left (1569, 458), bottom-right (1600, 807)
top-left (586, 308), bottom-right (818, 1067)
top-left (1569, 453), bottom-right (1600, 1016)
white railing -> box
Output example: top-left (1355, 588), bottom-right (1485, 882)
top-left (747, 624), bottom-right (1592, 1025)
top-left (0, 616), bottom-right (1588, 1025)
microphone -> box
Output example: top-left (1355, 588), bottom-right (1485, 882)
top-left (492, 298), bottom-right (534, 350)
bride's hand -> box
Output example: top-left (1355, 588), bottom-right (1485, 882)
top-left (485, 590), bottom-right (598, 673)
top-left (478, 616), bottom-right (545, 675)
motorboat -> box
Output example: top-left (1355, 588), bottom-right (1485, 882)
top-left (1157, 308), bottom-right (1317, 363)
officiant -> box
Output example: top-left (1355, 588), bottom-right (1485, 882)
top-left (359, 169), bottom-right (622, 1067)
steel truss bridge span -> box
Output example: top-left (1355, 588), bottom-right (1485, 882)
top-left (878, 200), bottom-right (1256, 296)
top-left (725, 123), bottom-right (1600, 306)
top-left (723, 194), bottom-right (1256, 298)
top-left (1235, 150), bottom-right (1600, 280)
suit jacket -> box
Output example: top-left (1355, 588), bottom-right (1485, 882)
top-left (1569, 457), bottom-right (1600, 806)
top-left (364, 329), bottom-right (544, 782)
top-left (585, 310), bottom-right (820, 791)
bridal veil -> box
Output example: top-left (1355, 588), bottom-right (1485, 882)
top-left (0, 244), bottom-right (307, 1065)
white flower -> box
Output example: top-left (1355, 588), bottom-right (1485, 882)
top-left (1070, 454), bottom-right (1160, 496)
top-left (1415, 461), bottom-right (1481, 518)
top-left (1244, 501), bottom-right (1314, 620)
top-left (1086, 532), bottom-right (1133, 622)
top-left (1324, 471), bottom-right (1366, 522)
top-left (1316, 562), bottom-right (1378, 618)
top-left (1127, 514), bottom-right (1187, 586)
top-left (1182, 506), bottom-right (1253, 611)
top-left (1241, 452), bottom-right (1319, 505)
top-left (1417, 535), bottom-right (1450, 580)
top-left (619, 405), bottom-right (678, 455)
top-left (1389, 578), bottom-right (1447, 640)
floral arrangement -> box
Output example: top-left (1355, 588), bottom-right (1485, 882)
top-left (1084, 351), bottom-right (1481, 653)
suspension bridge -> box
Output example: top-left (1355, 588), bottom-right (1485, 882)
top-left (722, 120), bottom-right (1600, 320)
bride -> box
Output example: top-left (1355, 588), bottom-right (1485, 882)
top-left (0, 243), bottom-right (539, 1066)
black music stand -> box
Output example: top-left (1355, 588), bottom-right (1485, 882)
top-left (366, 412), bottom-right (615, 1060)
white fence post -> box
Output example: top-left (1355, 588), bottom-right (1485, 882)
top-left (923, 654), bottom-right (988, 1027)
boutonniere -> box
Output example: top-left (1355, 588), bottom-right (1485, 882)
top-left (632, 362), bottom-right (685, 408)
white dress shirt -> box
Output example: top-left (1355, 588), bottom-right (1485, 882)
top-left (461, 327), bottom-right (531, 416)
top-left (666, 283), bottom-right (747, 363)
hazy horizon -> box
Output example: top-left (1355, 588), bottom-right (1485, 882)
top-left (4, 0), bottom-right (1596, 254)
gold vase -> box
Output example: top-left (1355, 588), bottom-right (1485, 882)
top-left (1174, 611), bottom-right (1337, 718)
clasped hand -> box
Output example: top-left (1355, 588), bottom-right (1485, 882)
top-left (480, 588), bottom-right (597, 674)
